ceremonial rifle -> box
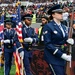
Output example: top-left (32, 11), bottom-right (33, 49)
top-left (66, 5), bottom-right (75, 75)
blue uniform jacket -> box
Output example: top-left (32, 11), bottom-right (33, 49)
top-left (22, 24), bottom-right (38, 57)
top-left (43, 20), bottom-right (68, 66)
top-left (4, 28), bottom-right (22, 53)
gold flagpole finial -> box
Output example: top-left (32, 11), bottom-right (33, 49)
top-left (16, 1), bottom-right (21, 7)
top-left (1, 8), bottom-right (5, 16)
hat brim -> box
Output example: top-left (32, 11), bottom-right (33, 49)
top-left (22, 15), bottom-right (33, 20)
top-left (6, 22), bottom-right (12, 25)
top-left (52, 9), bottom-right (64, 13)
top-left (26, 17), bottom-right (32, 20)
top-left (47, 4), bottom-right (63, 15)
top-left (25, 17), bottom-right (32, 20)
top-left (41, 16), bottom-right (49, 20)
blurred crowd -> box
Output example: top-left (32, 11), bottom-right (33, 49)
top-left (0, 1), bottom-right (75, 27)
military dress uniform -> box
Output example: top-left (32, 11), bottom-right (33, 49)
top-left (43, 4), bottom-right (74, 75)
top-left (38, 15), bottom-right (49, 48)
top-left (22, 22), bottom-right (38, 75)
top-left (38, 25), bottom-right (44, 46)
top-left (4, 27), bottom-right (23, 75)
top-left (43, 20), bottom-right (69, 75)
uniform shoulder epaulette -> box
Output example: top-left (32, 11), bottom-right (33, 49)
top-left (4, 28), bottom-right (6, 31)
top-left (30, 27), bottom-right (33, 29)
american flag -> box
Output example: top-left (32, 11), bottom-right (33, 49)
top-left (0, 23), bottom-right (4, 40)
top-left (14, 2), bottom-right (24, 75)
top-left (13, 48), bottom-right (21, 75)
top-left (0, 10), bottom-right (4, 68)
top-left (0, 12), bottom-right (4, 50)
top-left (13, 50), bottom-right (24, 75)
top-left (16, 3), bottom-right (23, 43)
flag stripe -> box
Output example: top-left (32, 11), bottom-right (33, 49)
top-left (13, 52), bottom-right (21, 75)
top-left (15, 4), bottom-right (23, 75)
top-left (16, 22), bottom-right (23, 43)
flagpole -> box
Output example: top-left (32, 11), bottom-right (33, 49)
top-left (15, 1), bottom-right (24, 75)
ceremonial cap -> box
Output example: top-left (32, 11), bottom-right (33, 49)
top-left (5, 20), bottom-right (12, 26)
top-left (41, 15), bottom-right (49, 21)
top-left (22, 14), bottom-right (33, 20)
top-left (48, 4), bottom-right (63, 15)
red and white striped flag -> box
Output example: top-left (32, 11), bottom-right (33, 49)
top-left (14, 2), bottom-right (24, 75)
top-left (13, 50), bottom-right (21, 75)
top-left (0, 10), bottom-right (4, 67)
top-left (16, 2), bottom-right (23, 43)
top-left (16, 22), bottom-right (23, 43)
top-left (0, 23), bottom-right (4, 40)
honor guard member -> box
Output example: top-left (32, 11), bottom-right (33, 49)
top-left (43, 4), bottom-right (74, 75)
top-left (4, 20), bottom-right (24, 75)
top-left (38, 15), bottom-right (49, 49)
top-left (22, 14), bottom-right (38, 75)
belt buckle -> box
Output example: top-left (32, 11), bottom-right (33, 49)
top-left (28, 47), bottom-right (32, 50)
top-left (8, 46), bottom-right (11, 48)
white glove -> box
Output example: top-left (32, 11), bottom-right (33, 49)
top-left (61, 53), bottom-right (71, 61)
top-left (67, 38), bottom-right (74, 45)
top-left (20, 51), bottom-right (24, 59)
top-left (1, 40), bottom-right (4, 43)
top-left (24, 37), bottom-right (33, 43)
top-left (0, 51), bottom-right (3, 57)
top-left (1, 40), bottom-right (4, 44)
top-left (4, 39), bottom-right (10, 43)
top-left (62, 12), bottom-right (69, 20)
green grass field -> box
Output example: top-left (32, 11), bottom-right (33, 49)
top-left (0, 65), bottom-right (16, 75)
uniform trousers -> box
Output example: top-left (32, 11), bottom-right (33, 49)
top-left (23, 49), bottom-right (32, 75)
top-left (49, 64), bottom-right (66, 75)
top-left (4, 51), bottom-right (13, 75)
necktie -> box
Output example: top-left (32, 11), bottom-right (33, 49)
top-left (7, 29), bottom-right (10, 34)
top-left (8, 29), bottom-right (10, 33)
top-left (59, 25), bottom-right (65, 37)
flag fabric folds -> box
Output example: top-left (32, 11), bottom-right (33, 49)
top-left (13, 50), bottom-right (21, 75)
top-left (14, 2), bottom-right (24, 75)
top-left (0, 13), bottom-right (4, 43)
top-left (13, 50), bottom-right (24, 75)
top-left (16, 3), bottom-right (23, 43)
top-left (16, 22), bottom-right (23, 43)
top-left (0, 11), bottom-right (4, 67)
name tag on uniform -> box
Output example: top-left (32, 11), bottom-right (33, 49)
top-left (53, 31), bottom-right (58, 34)
top-left (41, 35), bottom-right (44, 41)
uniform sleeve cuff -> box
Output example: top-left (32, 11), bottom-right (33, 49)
top-left (10, 39), bottom-right (13, 44)
top-left (17, 47), bottom-right (23, 53)
top-left (53, 49), bottom-right (58, 55)
top-left (53, 48), bottom-right (63, 57)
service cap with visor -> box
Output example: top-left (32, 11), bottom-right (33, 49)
top-left (22, 14), bottom-right (33, 21)
top-left (48, 4), bottom-right (64, 15)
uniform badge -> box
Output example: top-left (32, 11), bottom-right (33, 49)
top-left (53, 31), bottom-right (58, 34)
top-left (65, 30), bottom-right (68, 33)
top-left (43, 31), bottom-right (48, 35)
